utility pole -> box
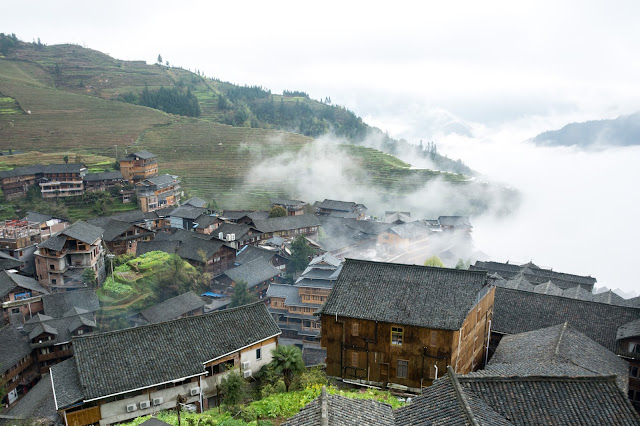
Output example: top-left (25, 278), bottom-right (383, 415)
top-left (114, 144), bottom-right (118, 160)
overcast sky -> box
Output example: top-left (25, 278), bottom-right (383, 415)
top-left (5, 1), bottom-right (640, 294)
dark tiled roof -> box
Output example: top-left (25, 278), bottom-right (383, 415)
top-left (42, 289), bottom-right (100, 318)
top-left (0, 270), bottom-right (48, 298)
top-left (170, 205), bottom-right (208, 220)
top-left (438, 216), bottom-right (472, 227)
top-left (472, 260), bottom-right (596, 290)
top-left (388, 221), bottom-right (432, 239)
top-left (617, 318), bottom-right (640, 340)
top-left (42, 163), bottom-right (86, 174)
top-left (144, 174), bottom-right (178, 187)
top-left (214, 223), bottom-right (257, 241)
top-left (458, 375), bottom-right (640, 426)
top-left (23, 210), bottom-right (60, 224)
top-left (266, 284), bottom-right (302, 305)
top-left (270, 198), bottom-right (305, 207)
top-left (71, 302), bottom-right (280, 400)
top-left (37, 234), bottom-right (66, 251)
top-left (488, 322), bottom-right (629, 391)
top-left (383, 211), bottom-right (413, 224)
top-left (88, 210), bottom-right (148, 229)
top-left (235, 245), bottom-right (279, 265)
top-left (319, 259), bottom-right (488, 330)
top-left (0, 164), bottom-right (44, 178)
top-left (0, 250), bottom-right (23, 271)
top-left (60, 220), bottom-right (103, 245)
top-left (97, 219), bottom-right (143, 242)
top-left (183, 197), bottom-right (207, 208)
top-left (195, 214), bottom-right (219, 229)
top-left (316, 199), bottom-right (361, 212)
top-left (593, 290), bottom-right (628, 305)
top-left (139, 230), bottom-right (230, 263)
top-left (283, 386), bottom-right (394, 426)
top-left (223, 258), bottom-right (282, 287)
top-left (139, 291), bottom-right (205, 324)
top-left (0, 325), bottom-right (31, 375)
top-left (395, 372), bottom-right (511, 426)
top-left (24, 310), bottom-right (96, 345)
top-left (122, 150), bottom-right (156, 160)
top-left (302, 347), bottom-right (326, 367)
top-left (3, 373), bottom-right (59, 422)
top-left (252, 214), bottom-right (320, 233)
top-left (492, 287), bottom-right (640, 355)
top-left (83, 171), bottom-right (123, 182)
top-left (50, 358), bottom-right (84, 409)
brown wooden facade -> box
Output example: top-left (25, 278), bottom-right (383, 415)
top-left (321, 286), bottom-right (495, 391)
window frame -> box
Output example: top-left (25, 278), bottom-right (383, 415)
top-left (397, 359), bottom-right (408, 378)
top-left (391, 326), bottom-right (404, 346)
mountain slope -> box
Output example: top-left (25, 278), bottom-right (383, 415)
top-left (533, 112), bottom-right (640, 148)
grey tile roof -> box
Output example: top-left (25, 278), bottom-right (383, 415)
top-left (87, 210), bottom-right (148, 228)
top-left (252, 214), bottom-right (320, 233)
top-left (319, 259), bottom-right (489, 330)
top-left (170, 205), bottom-right (208, 220)
top-left (139, 230), bottom-right (230, 263)
top-left (532, 281), bottom-right (564, 296)
top-left (438, 215), bottom-right (472, 227)
top-left (195, 214), bottom-right (219, 229)
top-left (270, 198), bottom-right (305, 207)
top-left (458, 374), bottom-right (640, 426)
top-left (488, 322), bottom-right (629, 391)
top-left (83, 171), bottom-right (123, 182)
top-left (316, 199), bottom-right (362, 212)
top-left (0, 270), bottom-right (48, 298)
top-left (23, 210), bottom-right (62, 224)
top-left (388, 221), bottom-right (432, 239)
top-left (384, 211), bottom-right (413, 224)
top-left (0, 164), bottom-right (44, 178)
top-left (71, 302), bottom-right (280, 400)
top-left (471, 362), bottom-right (595, 378)
top-left (0, 250), bottom-right (23, 271)
top-left (492, 287), bottom-right (640, 355)
top-left (3, 373), bottom-right (59, 422)
top-left (267, 284), bottom-right (302, 306)
top-left (308, 253), bottom-right (342, 269)
top-left (122, 150), bottom-right (156, 160)
top-left (223, 258), bottom-right (282, 287)
top-left (283, 386), bottom-right (394, 426)
top-left (235, 245), bottom-right (278, 265)
top-left (183, 196), bottom-right (207, 208)
top-left (60, 220), bottom-right (103, 245)
top-left (139, 291), bottom-right (205, 324)
top-left (593, 289), bottom-right (628, 305)
top-left (24, 310), bottom-right (96, 344)
top-left (42, 163), bottom-right (86, 174)
top-left (472, 260), bottom-right (596, 291)
top-left (302, 346), bottom-right (326, 367)
top-left (0, 325), bottom-right (31, 375)
top-left (50, 358), bottom-right (84, 409)
top-left (37, 234), bottom-right (66, 251)
top-left (42, 289), bottom-right (100, 318)
top-left (97, 219), bottom-right (147, 242)
top-left (144, 174), bottom-right (179, 187)
top-left (214, 223), bottom-right (258, 241)
top-left (617, 318), bottom-right (640, 340)
top-left (395, 372), bottom-right (512, 426)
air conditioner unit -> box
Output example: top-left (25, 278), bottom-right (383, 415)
top-left (139, 401), bottom-right (151, 409)
top-left (190, 387), bottom-right (200, 396)
top-left (218, 232), bottom-right (224, 240)
top-left (126, 404), bottom-right (137, 413)
top-left (153, 397), bottom-right (163, 406)
top-left (230, 233), bottom-right (236, 241)
top-left (243, 369), bottom-right (252, 378)
top-left (241, 361), bottom-right (250, 370)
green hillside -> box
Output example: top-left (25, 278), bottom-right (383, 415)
top-left (0, 36), bottom-right (517, 213)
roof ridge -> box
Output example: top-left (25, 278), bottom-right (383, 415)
top-left (498, 287), bottom-right (639, 309)
top-left (73, 301), bottom-right (266, 340)
top-left (457, 374), bottom-right (617, 384)
top-left (447, 366), bottom-right (481, 426)
top-left (553, 322), bottom-right (569, 358)
top-left (343, 258), bottom-right (488, 276)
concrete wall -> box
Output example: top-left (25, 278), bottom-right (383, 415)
top-left (240, 339), bottom-right (277, 377)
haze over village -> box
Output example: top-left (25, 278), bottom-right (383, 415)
top-left (1, 2), bottom-right (640, 425)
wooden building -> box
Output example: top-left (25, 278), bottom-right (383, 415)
top-left (0, 219), bottom-right (42, 275)
top-left (83, 171), bottom-right (124, 192)
top-left (0, 165), bottom-right (43, 200)
top-left (119, 151), bottom-right (158, 183)
top-left (270, 198), bottom-right (306, 216)
top-left (50, 303), bottom-right (280, 426)
top-left (39, 164), bottom-right (87, 199)
top-left (0, 270), bottom-right (48, 325)
top-left (319, 259), bottom-right (494, 392)
top-left (136, 174), bottom-right (181, 213)
top-left (0, 325), bottom-right (39, 407)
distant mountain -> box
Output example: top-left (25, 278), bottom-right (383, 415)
top-left (533, 112), bottom-right (640, 147)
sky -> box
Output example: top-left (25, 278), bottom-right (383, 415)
top-left (4, 1), bottom-right (640, 294)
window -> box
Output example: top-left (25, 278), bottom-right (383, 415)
top-left (49, 264), bottom-right (55, 270)
top-left (351, 352), bottom-right (358, 367)
top-left (430, 330), bottom-right (437, 347)
top-left (352, 322), bottom-right (359, 336)
top-left (397, 360), bottom-right (408, 378)
top-left (391, 327), bottom-right (403, 346)
top-left (631, 366), bottom-right (639, 378)
top-left (256, 348), bottom-right (262, 360)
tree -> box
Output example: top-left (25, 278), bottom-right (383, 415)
top-left (157, 54), bottom-right (163, 64)
top-left (288, 235), bottom-right (315, 274)
top-left (220, 368), bottom-right (247, 410)
top-left (269, 205), bottom-right (287, 218)
top-left (424, 256), bottom-right (445, 268)
top-left (82, 268), bottom-right (97, 286)
top-left (455, 259), bottom-right (470, 270)
top-left (269, 345), bottom-right (305, 391)
top-left (63, 155), bottom-right (69, 164)
top-left (229, 280), bottom-right (257, 308)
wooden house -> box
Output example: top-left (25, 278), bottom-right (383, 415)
top-left (96, 219), bottom-right (154, 256)
top-left (119, 150), bottom-right (158, 183)
top-left (83, 171), bottom-right (124, 192)
top-left (0, 219), bottom-right (42, 275)
top-left (0, 165), bottom-right (43, 200)
top-left (270, 198), bottom-right (306, 216)
top-left (315, 199), bottom-right (367, 220)
top-left (50, 303), bottom-right (280, 426)
top-left (0, 270), bottom-right (48, 325)
top-left (39, 164), bottom-right (87, 199)
top-left (319, 259), bottom-right (494, 392)
top-left (136, 174), bottom-right (181, 213)
top-left (0, 325), bottom-right (39, 407)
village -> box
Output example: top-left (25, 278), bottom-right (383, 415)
top-left (0, 150), bottom-right (639, 425)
